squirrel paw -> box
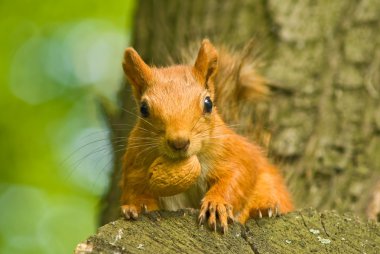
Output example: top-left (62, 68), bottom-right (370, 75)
top-left (257, 204), bottom-right (281, 219)
top-left (121, 204), bottom-right (141, 220)
top-left (198, 200), bottom-right (234, 234)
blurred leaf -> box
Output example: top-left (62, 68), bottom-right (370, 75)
top-left (0, 0), bottom-right (136, 253)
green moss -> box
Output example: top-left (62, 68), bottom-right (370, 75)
top-left (344, 27), bottom-right (375, 63)
top-left (354, 0), bottom-right (380, 22)
top-left (337, 64), bottom-right (363, 89)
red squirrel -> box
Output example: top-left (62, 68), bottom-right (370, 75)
top-left (120, 39), bottom-right (293, 232)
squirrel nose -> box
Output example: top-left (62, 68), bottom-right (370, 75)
top-left (167, 138), bottom-right (190, 151)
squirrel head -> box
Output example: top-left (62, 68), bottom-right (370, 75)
top-left (122, 39), bottom-right (219, 159)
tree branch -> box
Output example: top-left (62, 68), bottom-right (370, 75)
top-left (76, 208), bottom-right (379, 253)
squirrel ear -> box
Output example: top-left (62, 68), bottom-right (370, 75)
top-left (122, 48), bottom-right (153, 97)
top-left (194, 39), bottom-right (218, 88)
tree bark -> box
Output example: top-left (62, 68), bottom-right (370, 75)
top-left (76, 209), bottom-right (380, 254)
top-left (100, 0), bottom-right (380, 225)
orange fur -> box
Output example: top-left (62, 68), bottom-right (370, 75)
top-left (120, 39), bottom-right (293, 231)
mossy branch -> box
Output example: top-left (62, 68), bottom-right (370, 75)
top-left (76, 208), bottom-right (379, 254)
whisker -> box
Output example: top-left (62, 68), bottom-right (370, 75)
top-left (77, 130), bottom-right (111, 140)
top-left (127, 143), bottom-right (160, 150)
top-left (128, 137), bottom-right (160, 141)
top-left (63, 145), bottom-right (113, 181)
top-left (60, 137), bottom-right (121, 167)
top-left (65, 137), bottom-right (127, 169)
top-left (127, 142), bottom-right (160, 147)
top-left (111, 123), bottom-right (136, 127)
top-left (111, 147), bottom-right (128, 155)
top-left (71, 145), bottom-right (112, 168)
top-left (191, 116), bottom-right (202, 132)
top-left (141, 145), bottom-right (159, 166)
top-left (62, 134), bottom-right (128, 191)
top-left (127, 143), bottom-right (157, 147)
top-left (89, 143), bottom-right (125, 192)
top-left (135, 145), bottom-right (157, 160)
top-left (90, 156), bottom-right (113, 193)
top-left (111, 124), bottom-right (158, 136)
top-left (121, 107), bottom-right (157, 130)
top-left (132, 127), bottom-right (160, 136)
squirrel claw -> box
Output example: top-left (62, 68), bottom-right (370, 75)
top-left (226, 205), bottom-right (234, 224)
top-left (198, 211), bottom-right (206, 226)
top-left (121, 205), bottom-right (139, 220)
top-left (275, 204), bottom-right (281, 217)
top-left (221, 224), bottom-right (228, 234)
top-left (268, 208), bottom-right (273, 218)
top-left (257, 204), bottom-right (281, 219)
top-left (199, 199), bottom-right (234, 233)
top-left (141, 204), bottom-right (148, 214)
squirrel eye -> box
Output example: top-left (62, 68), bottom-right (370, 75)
top-left (140, 101), bottom-right (149, 117)
top-left (203, 96), bottom-right (213, 114)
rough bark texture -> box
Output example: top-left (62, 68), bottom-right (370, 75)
top-left (100, 0), bottom-right (380, 225)
top-left (77, 209), bottom-right (380, 254)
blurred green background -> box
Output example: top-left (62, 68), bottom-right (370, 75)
top-left (0, 1), bottom-right (135, 253)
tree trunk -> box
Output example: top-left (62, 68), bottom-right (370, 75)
top-left (76, 209), bottom-right (380, 254)
top-left (100, 0), bottom-right (380, 225)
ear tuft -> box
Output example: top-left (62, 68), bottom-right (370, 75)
top-left (194, 39), bottom-right (218, 86)
top-left (122, 47), bottom-right (152, 97)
